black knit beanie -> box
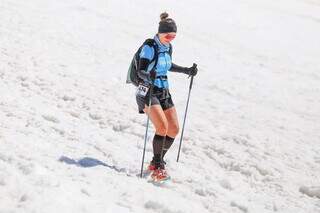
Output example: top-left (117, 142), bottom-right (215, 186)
top-left (158, 12), bottom-right (177, 33)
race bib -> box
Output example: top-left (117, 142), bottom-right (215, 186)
top-left (136, 84), bottom-right (149, 97)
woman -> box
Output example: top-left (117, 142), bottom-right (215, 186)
top-left (136, 12), bottom-right (198, 181)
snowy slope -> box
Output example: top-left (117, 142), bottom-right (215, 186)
top-left (1, 0), bottom-right (320, 212)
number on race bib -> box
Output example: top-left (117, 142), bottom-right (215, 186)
top-left (136, 84), bottom-right (149, 97)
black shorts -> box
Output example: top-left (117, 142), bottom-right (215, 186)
top-left (136, 87), bottom-right (174, 114)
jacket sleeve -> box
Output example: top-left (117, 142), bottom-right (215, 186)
top-left (137, 45), bottom-right (155, 81)
top-left (137, 58), bottom-right (151, 81)
top-left (169, 63), bottom-right (189, 74)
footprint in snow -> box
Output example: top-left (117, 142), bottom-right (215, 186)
top-left (230, 201), bottom-right (248, 213)
top-left (61, 95), bottom-right (76, 102)
top-left (42, 115), bottom-right (60, 123)
top-left (144, 200), bottom-right (174, 212)
top-left (81, 188), bottom-right (90, 197)
top-left (68, 111), bottom-right (80, 118)
top-left (0, 179), bottom-right (5, 186)
top-left (299, 186), bottom-right (320, 199)
top-left (89, 113), bottom-right (102, 120)
top-left (219, 179), bottom-right (233, 190)
top-left (19, 194), bottom-right (28, 202)
top-left (18, 163), bottom-right (33, 175)
top-left (112, 123), bottom-right (131, 132)
top-left (195, 188), bottom-right (207, 197)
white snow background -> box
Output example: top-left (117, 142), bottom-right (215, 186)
top-left (0, 0), bottom-right (320, 212)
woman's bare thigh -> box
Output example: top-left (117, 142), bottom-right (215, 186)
top-left (144, 104), bottom-right (168, 136)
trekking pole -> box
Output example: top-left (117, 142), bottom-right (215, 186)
top-left (177, 64), bottom-right (196, 162)
top-left (140, 82), bottom-right (154, 178)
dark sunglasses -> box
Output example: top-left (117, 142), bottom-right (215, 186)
top-left (164, 34), bottom-right (176, 40)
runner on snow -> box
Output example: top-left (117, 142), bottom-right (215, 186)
top-left (127, 12), bottom-right (198, 181)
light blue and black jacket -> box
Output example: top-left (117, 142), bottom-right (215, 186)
top-left (137, 35), bottom-right (189, 89)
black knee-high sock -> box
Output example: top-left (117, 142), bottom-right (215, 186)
top-left (162, 136), bottom-right (175, 159)
top-left (152, 134), bottom-right (166, 168)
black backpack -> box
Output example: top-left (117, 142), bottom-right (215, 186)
top-left (126, 38), bottom-right (172, 86)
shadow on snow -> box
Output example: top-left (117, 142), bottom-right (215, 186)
top-left (58, 156), bottom-right (129, 175)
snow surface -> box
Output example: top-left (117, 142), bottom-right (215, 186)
top-left (1, 0), bottom-right (320, 212)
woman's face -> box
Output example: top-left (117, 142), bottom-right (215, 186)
top-left (159, 32), bottom-right (176, 45)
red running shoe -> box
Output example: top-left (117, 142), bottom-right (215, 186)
top-left (151, 169), bottom-right (170, 182)
top-left (147, 163), bottom-right (156, 171)
top-left (147, 158), bottom-right (165, 171)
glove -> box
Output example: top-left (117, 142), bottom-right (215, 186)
top-left (149, 70), bottom-right (157, 81)
top-left (186, 63), bottom-right (198, 76)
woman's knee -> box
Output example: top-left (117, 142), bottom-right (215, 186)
top-left (155, 120), bottom-right (168, 136)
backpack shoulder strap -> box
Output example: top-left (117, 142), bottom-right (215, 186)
top-left (142, 39), bottom-right (158, 70)
top-left (134, 39), bottom-right (157, 61)
top-left (143, 38), bottom-right (155, 47)
top-left (143, 39), bottom-right (158, 61)
top-left (169, 43), bottom-right (173, 57)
